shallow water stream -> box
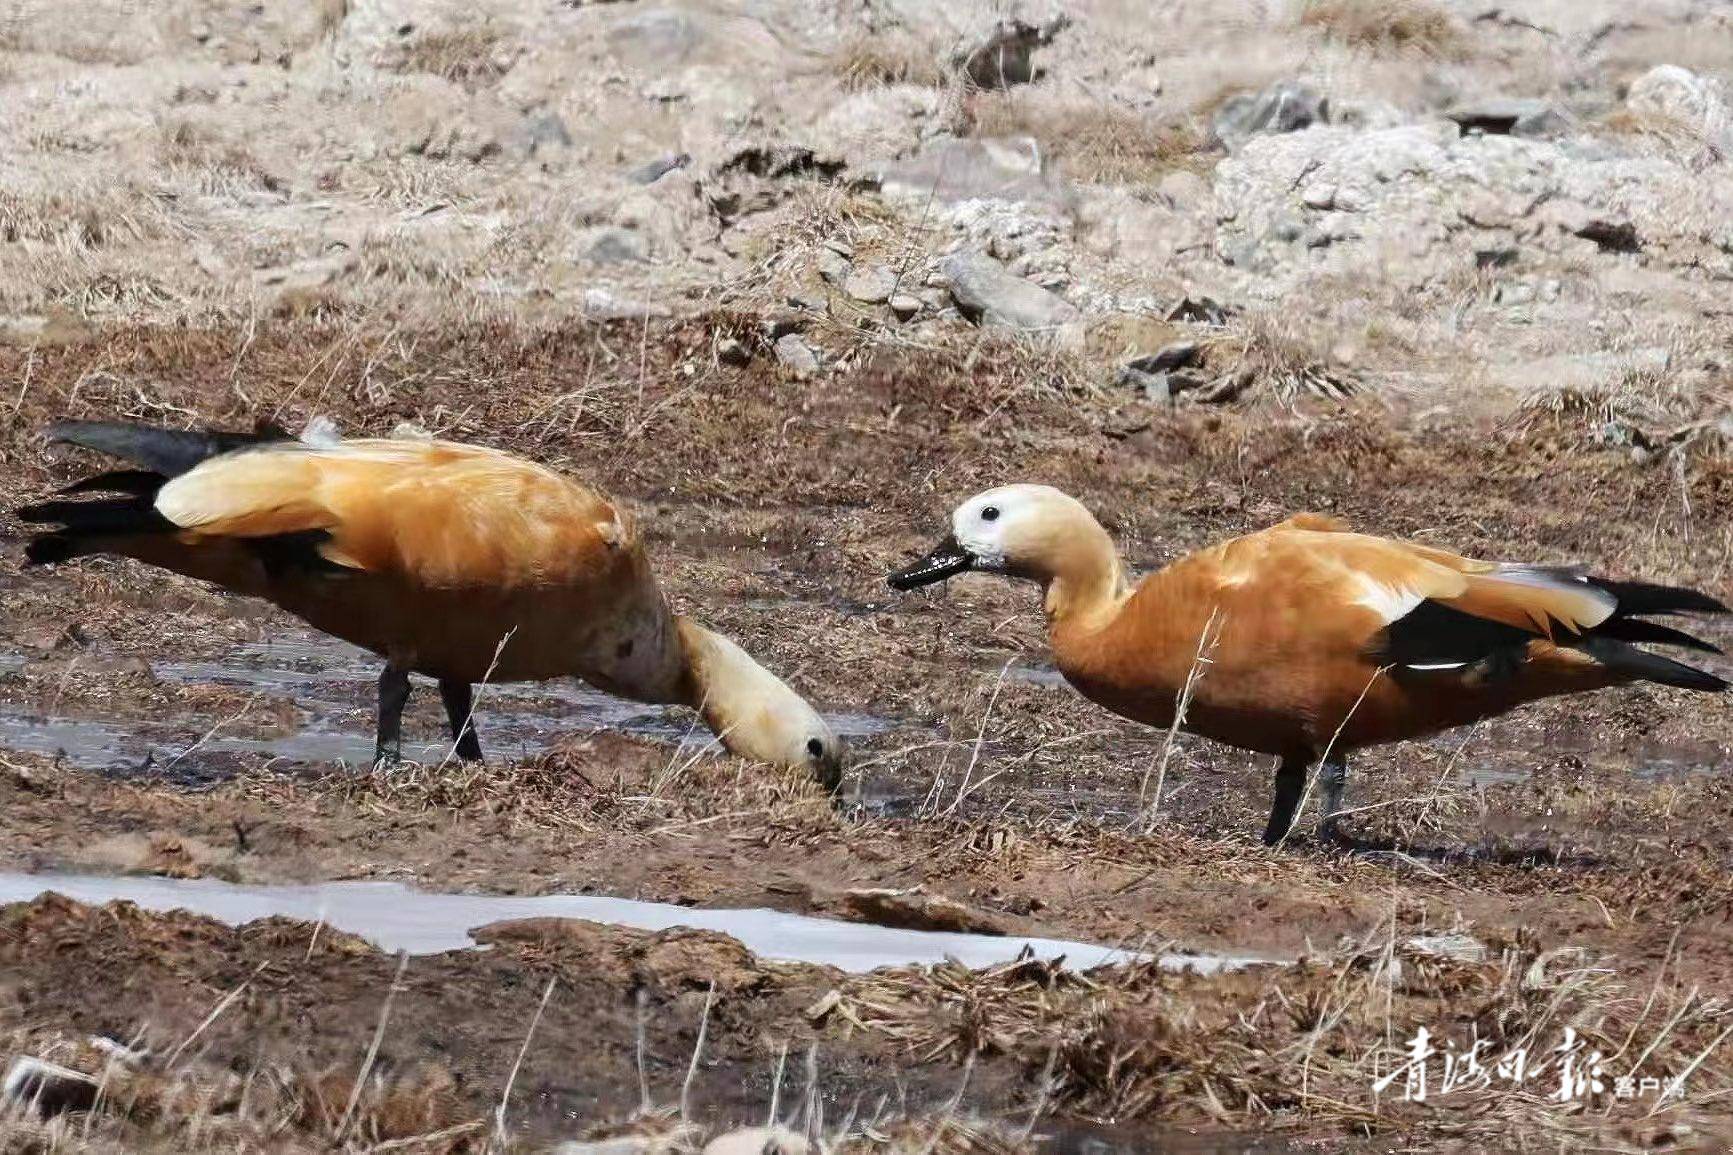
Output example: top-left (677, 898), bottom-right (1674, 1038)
top-left (0, 632), bottom-right (890, 776)
top-left (0, 871), bottom-right (1276, 975)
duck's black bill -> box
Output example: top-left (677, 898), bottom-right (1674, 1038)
top-left (888, 534), bottom-right (973, 591)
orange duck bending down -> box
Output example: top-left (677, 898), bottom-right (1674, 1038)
top-left (889, 484), bottom-right (1727, 845)
top-left (20, 421), bottom-right (841, 783)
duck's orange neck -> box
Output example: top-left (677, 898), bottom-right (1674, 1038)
top-left (1040, 516), bottom-right (1128, 634)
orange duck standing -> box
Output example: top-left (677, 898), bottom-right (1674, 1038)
top-left (890, 484), bottom-right (1727, 844)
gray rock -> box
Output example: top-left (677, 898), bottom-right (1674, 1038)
top-left (845, 264), bottom-right (898, 304)
top-left (580, 288), bottom-right (670, 320)
top-left (774, 333), bottom-right (819, 376)
top-left (875, 135), bottom-right (1053, 205)
top-left (1127, 341), bottom-right (1200, 374)
top-left (582, 227), bottom-right (649, 264)
top-left (1628, 65), bottom-right (1729, 132)
top-left (816, 247), bottom-right (850, 285)
top-left (1213, 82), bottom-right (1328, 150)
top-left (1443, 98), bottom-right (1564, 138)
top-left (1119, 366), bottom-right (1170, 399)
top-left (942, 251), bottom-right (1080, 331)
top-left (785, 290), bottom-right (825, 313)
top-left (627, 152), bottom-right (690, 185)
top-left (522, 111), bottom-right (572, 155)
top-left (889, 293), bottom-right (922, 321)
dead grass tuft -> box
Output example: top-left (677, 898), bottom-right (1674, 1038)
top-left (1196, 311), bottom-right (1361, 404)
top-left (833, 930), bottom-right (1733, 1142)
top-left (386, 26), bottom-right (513, 90)
top-left (1298, 0), bottom-right (1467, 59)
top-left (960, 92), bottom-right (1213, 184)
top-left (830, 31), bottom-right (948, 90)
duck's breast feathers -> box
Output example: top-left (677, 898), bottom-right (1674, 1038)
top-left (155, 438), bottom-right (637, 588)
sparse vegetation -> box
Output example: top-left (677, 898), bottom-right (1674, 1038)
top-left (385, 25), bottom-right (513, 89)
top-left (831, 30), bottom-right (948, 90)
top-left (1298, 0), bottom-right (1467, 58)
top-left (960, 92), bottom-right (1213, 184)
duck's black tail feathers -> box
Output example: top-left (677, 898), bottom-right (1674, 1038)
top-left (20, 419), bottom-right (288, 566)
top-left (1579, 574), bottom-right (1729, 691)
top-left (44, 418), bottom-right (288, 478)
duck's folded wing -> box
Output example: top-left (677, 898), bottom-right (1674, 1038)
top-left (156, 441), bottom-right (632, 588)
top-left (1273, 534), bottom-right (1617, 668)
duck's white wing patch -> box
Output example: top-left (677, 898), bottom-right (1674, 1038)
top-left (1352, 574), bottom-right (1426, 625)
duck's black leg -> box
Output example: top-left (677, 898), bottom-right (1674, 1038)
top-left (1263, 754), bottom-right (1308, 845)
top-left (438, 679), bottom-right (484, 762)
top-left (1318, 753), bottom-right (1349, 843)
top-left (376, 665), bottom-right (412, 767)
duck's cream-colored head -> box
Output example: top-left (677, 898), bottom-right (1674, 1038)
top-left (887, 484), bottom-right (1124, 618)
top-left (675, 618), bottom-right (843, 790)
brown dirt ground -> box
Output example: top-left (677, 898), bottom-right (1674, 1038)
top-left (1, 319), bottom-right (1731, 1151)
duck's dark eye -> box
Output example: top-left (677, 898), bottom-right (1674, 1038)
top-left (981, 506), bottom-right (1000, 522)
top-left (807, 738), bottom-right (825, 758)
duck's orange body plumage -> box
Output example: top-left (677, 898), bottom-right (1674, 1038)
top-left (891, 486), bottom-right (1726, 845)
top-left (22, 421), bottom-right (840, 779)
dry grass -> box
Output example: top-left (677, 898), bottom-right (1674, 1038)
top-left (0, 1029), bottom-right (480, 1152)
top-left (831, 30), bottom-right (949, 91)
top-left (834, 930), bottom-right (1733, 1144)
top-left (960, 92), bottom-right (1213, 185)
top-left (1195, 311), bottom-right (1362, 405)
top-left (1599, 107), bottom-right (1727, 170)
top-left (384, 26), bottom-right (512, 90)
top-left (1297, 0), bottom-right (1467, 59)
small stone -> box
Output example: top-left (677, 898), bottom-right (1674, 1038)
top-left (889, 293), bottom-right (922, 321)
top-left (786, 290), bottom-right (826, 313)
top-left (702, 1126), bottom-right (811, 1155)
top-left (844, 264), bottom-right (897, 304)
top-left (773, 333), bottom-right (819, 376)
top-left (1119, 366), bottom-right (1171, 399)
top-left (1443, 98), bottom-right (1563, 137)
top-left (1494, 281), bottom-right (1537, 305)
top-left (582, 227), bottom-right (649, 264)
top-left (1574, 217), bottom-right (1641, 254)
top-left (522, 112), bottom-right (572, 155)
top-left (626, 152), bottom-right (689, 185)
top-left (816, 247), bottom-right (850, 285)
top-left (941, 250), bottom-right (1080, 332)
top-left (1127, 341), bottom-right (1200, 374)
top-left (1212, 81), bottom-right (1328, 150)
top-left (762, 310), bottom-right (806, 339)
top-left (820, 237), bottom-right (854, 259)
top-left (1300, 183), bottom-right (1336, 210)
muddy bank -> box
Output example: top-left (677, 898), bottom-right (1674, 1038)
top-left (1, 321), bottom-right (1731, 1149)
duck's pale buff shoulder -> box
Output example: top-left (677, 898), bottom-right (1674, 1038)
top-left (156, 438), bottom-right (635, 589)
